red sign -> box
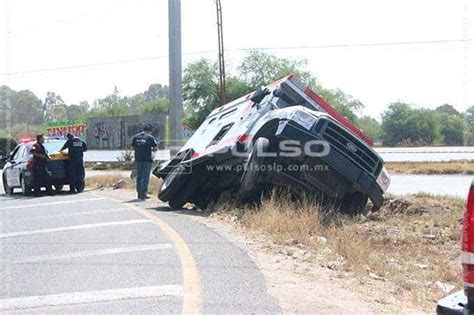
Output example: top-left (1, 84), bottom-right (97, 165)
top-left (47, 124), bottom-right (87, 138)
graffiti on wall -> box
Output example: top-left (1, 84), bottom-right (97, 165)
top-left (92, 122), bottom-right (122, 149)
top-left (86, 114), bottom-right (167, 149)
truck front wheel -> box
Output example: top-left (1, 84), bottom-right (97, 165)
top-left (341, 192), bottom-right (368, 215)
top-left (158, 164), bottom-right (190, 202)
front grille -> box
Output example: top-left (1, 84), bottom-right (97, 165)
top-left (318, 119), bottom-right (381, 175)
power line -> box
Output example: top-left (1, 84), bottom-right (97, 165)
top-left (231, 38), bottom-right (474, 51)
top-left (1, 55), bottom-right (169, 75)
top-left (1, 38), bottom-right (473, 76)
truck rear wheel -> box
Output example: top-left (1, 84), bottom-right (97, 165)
top-left (240, 137), bottom-right (270, 198)
top-left (341, 192), bottom-right (368, 215)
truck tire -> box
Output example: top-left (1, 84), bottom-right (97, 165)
top-left (54, 184), bottom-right (64, 192)
top-left (240, 137), bottom-right (270, 198)
top-left (168, 181), bottom-right (195, 208)
top-left (3, 174), bottom-right (13, 195)
top-left (158, 164), bottom-right (190, 202)
top-left (341, 192), bottom-right (368, 215)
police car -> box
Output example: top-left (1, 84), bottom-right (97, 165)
top-left (2, 137), bottom-right (75, 195)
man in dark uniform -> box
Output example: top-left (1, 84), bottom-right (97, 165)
top-left (30, 135), bottom-right (54, 196)
top-left (60, 133), bottom-right (88, 193)
top-left (131, 124), bottom-right (157, 200)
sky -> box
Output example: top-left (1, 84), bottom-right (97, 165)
top-left (0, 0), bottom-right (473, 119)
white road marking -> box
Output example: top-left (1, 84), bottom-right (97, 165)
top-left (0, 197), bottom-right (106, 211)
top-left (0, 285), bottom-right (184, 310)
top-left (0, 220), bottom-right (151, 239)
top-left (10, 208), bottom-right (130, 222)
top-left (9, 244), bottom-right (173, 263)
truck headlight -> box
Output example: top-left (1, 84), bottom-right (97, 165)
top-left (376, 166), bottom-right (391, 193)
top-left (290, 110), bottom-right (317, 131)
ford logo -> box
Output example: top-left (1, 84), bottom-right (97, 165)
top-left (346, 142), bottom-right (357, 152)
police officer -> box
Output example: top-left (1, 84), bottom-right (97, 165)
top-left (30, 135), bottom-right (54, 196)
top-left (131, 124), bottom-right (157, 200)
top-left (60, 133), bottom-right (88, 193)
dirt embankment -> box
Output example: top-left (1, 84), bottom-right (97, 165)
top-left (211, 192), bottom-right (464, 312)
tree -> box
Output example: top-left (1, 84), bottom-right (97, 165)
top-left (12, 90), bottom-right (43, 125)
top-left (43, 91), bottom-right (67, 122)
top-left (318, 88), bottom-right (363, 122)
top-left (144, 83), bottom-right (169, 101)
top-left (237, 51), bottom-right (362, 123)
top-left (381, 102), bottom-right (441, 146)
top-left (182, 51), bottom-right (366, 129)
top-left (225, 76), bottom-right (253, 101)
top-left (66, 101), bottom-right (90, 121)
top-left (0, 85), bottom-right (15, 129)
top-left (381, 102), bottom-right (412, 146)
top-left (238, 50), bottom-right (316, 88)
top-left (356, 116), bottom-right (382, 142)
top-left (466, 106), bottom-right (474, 126)
top-left (182, 59), bottom-right (220, 128)
top-left (438, 114), bottom-right (466, 145)
top-left (464, 106), bottom-right (474, 145)
top-left (9, 123), bottom-right (44, 140)
top-left (90, 86), bottom-right (130, 117)
top-left (436, 104), bottom-right (462, 118)
top-left (140, 98), bottom-right (170, 114)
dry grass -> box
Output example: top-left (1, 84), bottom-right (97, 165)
top-left (86, 174), bottom-right (162, 193)
top-left (217, 191), bottom-right (465, 310)
top-left (386, 160), bottom-right (474, 175)
top-left (239, 193), bottom-right (324, 245)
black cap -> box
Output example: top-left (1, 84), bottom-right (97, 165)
top-left (66, 133), bottom-right (74, 140)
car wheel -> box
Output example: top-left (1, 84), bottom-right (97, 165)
top-left (21, 176), bottom-right (33, 196)
top-left (54, 184), bottom-right (64, 192)
top-left (158, 164), bottom-right (190, 202)
top-left (341, 192), bottom-right (368, 215)
top-left (76, 180), bottom-right (85, 192)
top-left (239, 137), bottom-right (270, 198)
top-left (3, 174), bottom-right (13, 195)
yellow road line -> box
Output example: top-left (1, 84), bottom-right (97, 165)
top-left (104, 197), bottom-right (202, 315)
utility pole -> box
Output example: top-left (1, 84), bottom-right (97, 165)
top-left (5, 0), bottom-right (12, 146)
top-left (168, 0), bottom-right (184, 151)
top-left (216, 0), bottom-right (226, 106)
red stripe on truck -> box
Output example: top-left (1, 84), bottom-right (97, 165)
top-left (298, 83), bottom-right (374, 146)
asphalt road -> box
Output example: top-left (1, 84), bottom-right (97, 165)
top-left (0, 189), bottom-right (280, 313)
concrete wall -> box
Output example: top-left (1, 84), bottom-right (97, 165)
top-left (86, 113), bottom-right (166, 150)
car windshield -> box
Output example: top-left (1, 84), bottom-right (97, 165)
top-left (44, 140), bottom-right (67, 153)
